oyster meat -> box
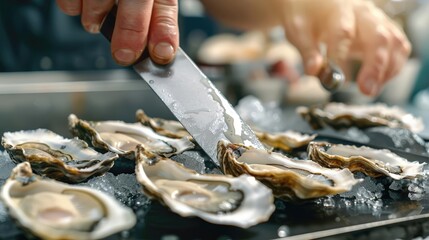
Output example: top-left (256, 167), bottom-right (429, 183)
top-left (2, 129), bottom-right (118, 183)
top-left (308, 141), bottom-right (425, 180)
top-left (135, 145), bottom-right (274, 228)
top-left (218, 141), bottom-right (359, 200)
top-left (69, 114), bottom-right (195, 159)
top-left (255, 130), bottom-right (316, 152)
top-left (297, 102), bottom-right (424, 132)
top-left (1, 162), bottom-right (136, 240)
top-left (136, 109), bottom-right (191, 139)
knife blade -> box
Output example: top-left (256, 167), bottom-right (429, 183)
top-left (100, 6), bottom-right (264, 165)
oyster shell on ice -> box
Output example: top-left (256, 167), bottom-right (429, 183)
top-left (1, 162), bottom-right (136, 240)
top-left (255, 130), bottom-right (316, 152)
top-left (217, 141), bottom-right (359, 200)
top-left (297, 102), bottom-right (424, 132)
top-left (136, 109), bottom-right (191, 139)
top-left (68, 114), bottom-right (195, 159)
top-left (136, 110), bottom-right (316, 153)
top-left (1, 129), bottom-right (118, 183)
top-left (135, 145), bottom-right (274, 228)
top-left (308, 141), bottom-right (425, 180)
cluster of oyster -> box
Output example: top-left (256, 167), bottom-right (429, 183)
top-left (137, 109), bottom-right (425, 199)
top-left (137, 110), bottom-right (425, 200)
top-left (0, 105), bottom-right (425, 239)
top-left (0, 110), bottom-right (275, 239)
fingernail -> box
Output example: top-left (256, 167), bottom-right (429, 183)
top-left (88, 24), bottom-right (99, 34)
top-left (153, 42), bottom-right (174, 61)
top-left (114, 49), bottom-right (137, 65)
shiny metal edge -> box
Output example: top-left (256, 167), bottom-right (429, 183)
top-left (133, 48), bottom-right (264, 164)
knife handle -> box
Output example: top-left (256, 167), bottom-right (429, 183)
top-left (100, 5), bottom-right (150, 60)
top-left (100, 5), bottom-right (117, 42)
top-left (317, 60), bottom-right (345, 92)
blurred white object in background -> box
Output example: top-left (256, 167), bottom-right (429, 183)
top-left (197, 32), bottom-right (266, 64)
top-left (415, 89), bottom-right (429, 110)
top-left (379, 59), bottom-right (421, 105)
top-left (285, 76), bottom-right (330, 106)
top-left (242, 77), bottom-right (286, 105)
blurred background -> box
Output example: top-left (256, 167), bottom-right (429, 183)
top-left (0, 0), bottom-right (428, 136)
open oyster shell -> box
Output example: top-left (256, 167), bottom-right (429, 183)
top-left (297, 102), bottom-right (424, 132)
top-left (308, 142), bottom-right (425, 180)
top-left (2, 129), bottom-right (118, 183)
top-left (1, 162), bottom-right (136, 240)
top-left (68, 114), bottom-right (195, 159)
top-left (218, 141), bottom-right (359, 200)
top-left (135, 145), bottom-right (274, 228)
top-left (136, 109), bottom-right (191, 139)
top-left (255, 130), bottom-right (316, 152)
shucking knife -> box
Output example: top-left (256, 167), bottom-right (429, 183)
top-left (100, 6), bottom-right (264, 165)
top-left (317, 60), bottom-right (345, 92)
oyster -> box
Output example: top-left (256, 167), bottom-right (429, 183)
top-left (1, 162), bottom-right (136, 240)
top-left (68, 114), bottom-right (195, 159)
top-left (136, 109), bottom-right (190, 139)
top-left (2, 129), bottom-right (118, 183)
top-left (308, 141), bottom-right (425, 180)
top-left (297, 102), bottom-right (424, 132)
top-left (217, 141), bottom-right (359, 200)
top-left (135, 145), bottom-right (274, 228)
top-left (255, 130), bottom-right (316, 152)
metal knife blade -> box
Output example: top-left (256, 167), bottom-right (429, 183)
top-left (100, 6), bottom-right (264, 165)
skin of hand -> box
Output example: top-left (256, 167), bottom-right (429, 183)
top-left (56, 0), bottom-right (179, 66)
top-left (201, 0), bottom-right (411, 96)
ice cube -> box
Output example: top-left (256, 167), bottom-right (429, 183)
top-left (0, 152), bottom-right (16, 181)
top-left (79, 173), bottom-right (149, 209)
top-left (0, 202), bottom-right (8, 223)
top-left (235, 95), bottom-right (284, 132)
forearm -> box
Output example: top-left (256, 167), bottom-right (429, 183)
top-left (200, 0), bottom-right (283, 30)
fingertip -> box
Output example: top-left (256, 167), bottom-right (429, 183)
top-left (56, 0), bottom-right (82, 16)
top-left (150, 42), bottom-right (176, 65)
top-left (305, 54), bottom-right (323, 76)
top-left (83, 24), bottom-right (100, 34)
top-left (113, 49), bottom-right (139, 66)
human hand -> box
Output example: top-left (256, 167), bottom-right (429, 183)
top-left (280, 0), bottom-right (411, 96)
top-left (56, 0), bottom-right (179, 65)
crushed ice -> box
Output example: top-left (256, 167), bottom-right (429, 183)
top-left (0, 152), bottom-right (16, 223)
top-left (317, 170), bottom-right (429, 216)
top-left (368, 127), bottom-right (429, 155)
top-left (78, 172), bottom-right (150, 211)
top-left (235, 95), bottom-right (285, 132)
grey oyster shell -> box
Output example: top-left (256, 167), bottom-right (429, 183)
top-left (297, 102), bottom-right (424, 132)
top-left (308, 141), bottom-right (425, 180)
top-left (1, 162), bottom-right (136, 240)
top-left (255, 130), bottom-right (316, 152)
top-left (217, 141), bottom-right (360, 200)
top-left (136, 109), bottom-right (191, 139)
top-left (1, 129), bottom-right (118, 183)
top-left (68, 114), bottom-right (195, 159)
top-left (135, 145), bottom-right (274, 228)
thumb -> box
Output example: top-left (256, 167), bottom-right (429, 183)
top-left (148, 0), bottom-right (179, 65)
